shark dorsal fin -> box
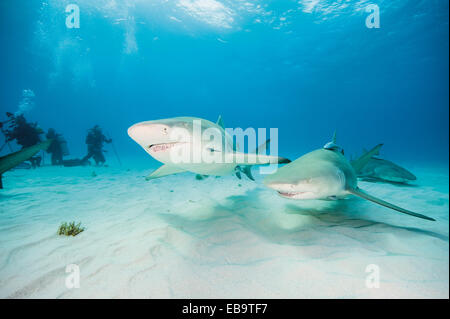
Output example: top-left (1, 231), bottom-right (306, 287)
top-left (256, 138), bottom-right (270, 155)
top-left (351, 144), bottom-right (383, 174)
top-left (332, 130), bottom-right (337, 144)
top-left (216, 115), bottom-right (225, 129)
top-left (216, 115), bottom-right (239, 151)
top-left (323, 130), bottom-right (343, 154)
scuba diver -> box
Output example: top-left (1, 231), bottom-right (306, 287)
top-left (46, 128), bottom-right (69, 165)
top-left (82, 125), bottom-right (112, 165)
top-left (3, 113), bottom-right (44, 168)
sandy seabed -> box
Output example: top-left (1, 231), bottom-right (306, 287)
top-left (0, 163), bottom-right (448, 298)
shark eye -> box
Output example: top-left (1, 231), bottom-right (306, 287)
top-left (162, 127), bottom-right (168, 135)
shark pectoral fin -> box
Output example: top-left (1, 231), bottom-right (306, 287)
top-left (145, 164), bottom-right (185, 181)
top-left (241, 166), bottom-right (255, 181)
top-left (236, 165), bottom-right (255, 181)
top-left (234, 167), bottom-right (242, 179)
top-left (348, 187), bottom-right (435, 221)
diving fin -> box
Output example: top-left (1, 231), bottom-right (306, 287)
top-left (145, 164), bottom-right (186, 181)
top-left (348, 187), bottom-right (435, 221)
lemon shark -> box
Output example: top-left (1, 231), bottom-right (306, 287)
top-left (263, 134), bottom-right (435, 221)
top-left (128, 116), bottom-right (290, 180)
top-left (0, 139), bottom-right (52, 189)
top-left (352, 146), bottom-right (417, 183)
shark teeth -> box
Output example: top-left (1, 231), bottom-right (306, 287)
top-left (277, 191), bottom-right (300, 197)
top-left (149, 142), bottom-right (182, 152)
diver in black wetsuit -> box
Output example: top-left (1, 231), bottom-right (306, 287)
top-left (46, 128), bottom-right (66, 165)
top-left (82, 125), bottom-right (112, 165)
top-left (3, 113), bottom-right (44, 168)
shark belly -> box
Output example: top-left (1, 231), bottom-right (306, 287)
top-left (176, 163), bottom-right (236, 176)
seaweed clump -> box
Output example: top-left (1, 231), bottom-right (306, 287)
top-left (58, 222), bottom-right (85, 236)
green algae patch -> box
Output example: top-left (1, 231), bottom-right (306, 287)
top-left (58, 222), bottom-right (85, 236)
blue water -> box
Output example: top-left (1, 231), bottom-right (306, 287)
top-left (0, 0), bottom-right (448, 164)
top-left (0, 1), bottom-right (449, 299)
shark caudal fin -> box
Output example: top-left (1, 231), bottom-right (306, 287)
top-left (0, 139), bottom-right (53, 189)
top-left (0, 139), bottom-right (52, 175)
top-left (351, 144), bottom-right (383, 174)
top-left (348, 187), bottom-right (435, 221)
top-left (145, 164), bottom-right (186, 180)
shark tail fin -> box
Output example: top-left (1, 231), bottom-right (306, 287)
top-left (351, 144), bottom-right (383, 174)
top-left (0, 139), bottom-right (52, 173)
top-left (0, 139), bottom-right (53, 189)
top-left (348, 187), bottom-right (435, 221)
top-left (145, 164), bottom-right (185, 181)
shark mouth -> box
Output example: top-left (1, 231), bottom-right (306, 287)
top-left (148, 142), bottom-right (185, 153)
top-left (277, 191), bottom-right (315, 199)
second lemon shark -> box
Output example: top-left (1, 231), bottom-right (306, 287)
top-left (263, 134), bottom-right (434, 221)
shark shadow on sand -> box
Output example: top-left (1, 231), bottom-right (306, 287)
top-left (156, 187), bottom-right (447, 254)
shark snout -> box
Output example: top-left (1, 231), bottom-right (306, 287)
top-left (127, 122), bottom-right (172, 146)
